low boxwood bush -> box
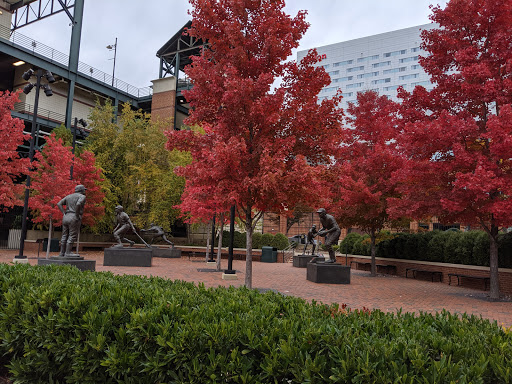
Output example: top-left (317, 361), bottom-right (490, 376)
top-left (0, 264), bottom-right (510, 383)
top-left (371, 230), bottom-right (512, 268)
top-left (220, 232), bottom-right (289, 250)
top-left (339, 232), bottom-right (362, 254)
top-left (270, 233), bottom-right (289, 250)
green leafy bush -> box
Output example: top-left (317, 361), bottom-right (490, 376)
top-left (260, 233), bottom-right (274, 247)
top-left (252, 232), bottom-right (262, 250)
top-left (271, 233), bottom-right (289, 250)
top-left (373, 230), bottom-right (511, 267)
top-left (0, 264), bottom-right (510, 383)
top-left (339, 233), bottom-right (363, 254)
top-left (221, 230), bottom-right (246, 248)
top-left (352, 235), bottom-right (371, 256)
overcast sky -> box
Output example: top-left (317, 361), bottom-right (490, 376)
top-left (18, 0), bottom-right (448, 89)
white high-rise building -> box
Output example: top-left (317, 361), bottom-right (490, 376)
top-left (297, 24), bottom-right (438, 108)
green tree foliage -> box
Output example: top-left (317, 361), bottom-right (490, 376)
top-left (85, 101), bottom-right (189, 231)
top-left (51, 123), bottom-right (73, 147)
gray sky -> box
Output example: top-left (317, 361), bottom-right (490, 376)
top-left (18, 0), bottom-right (448, 89)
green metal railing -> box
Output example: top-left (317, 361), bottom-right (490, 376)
top-left (1, 24), bottom-right (152, 98)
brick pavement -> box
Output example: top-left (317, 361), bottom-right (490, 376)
top-left (2, 250), bottom-right (511, 327)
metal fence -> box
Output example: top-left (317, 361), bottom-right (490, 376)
top-left (1, 24), bottom-right (152, 99)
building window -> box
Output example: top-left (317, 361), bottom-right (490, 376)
top-left (411, 47), bottom-right (420, 52)
top-left (347, 66), bottom-right (365, 72)
top-left (343, 92), bottom-right (353, 97)
top-left (357, 54), bottom-right (380, 63)
top-left (399, 73), bottom-right (419, 80)
top-left (371, 78), bottom-right (391, 84)
top-left (383, 85), bottom-right (404, 91)
top-left (333, 76), bottom-right (353, 83)
top-left (357, 72), bottom-right (379, 79)
top-left (411, 80), bottom-right (431, 87)
top-left (399, 56), bottom-right (419, 63)
top-left (346, 82), bottom-right (364, 89)
top-left (411, 64), bottom-right (421, 70)
top-left (372, 61), bottom-right (391, 68)
top-left (384, 49), bottom-right (406, 57)
top-left (333, 59), bottom-right (353, 67)
top-left (322, 64), bottom-right (330, 69)
top-left (383, 67), bottom-right (406, 74)
top-left (328, 70), bottom-right (340, 76)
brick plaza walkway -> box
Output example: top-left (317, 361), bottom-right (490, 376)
top-left (2, 250), bottom-right (511, 327)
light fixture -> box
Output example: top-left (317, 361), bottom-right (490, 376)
top-left (45, 70), bottom-right (55, 83)
top-left (22, 83), bottom-right (34, 94)
top-left (78, 118), bottom-right (87, 127)
top-left (13, 61), bottom-right (25, 67)
top-left (22, 69), bottom-right (34, 81)
top-left (43, 84), bottom-right (53, 97)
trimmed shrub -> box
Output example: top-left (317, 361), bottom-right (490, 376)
top-left (252, 232), bottom-right (263, 250)
top-left (499, 232), bottom-right (512, 269)
top-left (260, 233), bottom-right (274, 247)
top-left (339, 233), bottom-right (363, 254)
top-left (0, 264), bottom-right (510, 383)
top-left (352, 235), bottom-right (371, 256)
top-left (221, 230), bottom-right (246, 248)
top-left (271, 233), bottom-right (289, 250)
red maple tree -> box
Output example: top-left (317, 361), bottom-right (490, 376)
top-left (0, 90), bottom-right (29, 210)
top-left (167, 0), bottom-right (343, 287)
top-left (329, 91), bottom-right (403, 276)
top-left (29, 134), bottom-right (75, 257)
top-left (391, 0), bottom-right (512, 299)
top-left (72, 150), bottom-right (106, 228)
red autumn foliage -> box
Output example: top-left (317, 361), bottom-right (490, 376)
top-left (167, 0), bottom-right (343, 287)
top-left (72, 150), bottom-right (105, 227)
top-left (0, 90), bottom-right (29, 210)
top-left (392, 0), bottom-right (512, 299)
top-left (329, 91), bottom-right (404, 276)
top-left (29, 134), bottom-right (75, 227)
top-left (30, 136), bottom-right (105, 230)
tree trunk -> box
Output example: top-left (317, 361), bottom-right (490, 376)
top-left (370, 229), bottom-right (377, 277)
top-left (489, 224), bottom-right (500, 300)
top-left (205, 221), bottom-right (211, 262)
top-left (216, 216), bottom-right (224, 271)
top-left (46, 218), bottom-right (53, 259)
top-left (245, 209), bottom-right (253, 289)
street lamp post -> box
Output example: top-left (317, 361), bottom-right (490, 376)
top-left (106, 38), bottom-right (117, 87)
top-left (16, 68), bottom-right (55, 262)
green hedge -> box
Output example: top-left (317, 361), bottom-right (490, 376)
top-left (0, 264), bottom-right (510, 383)
top-left (221, 231), bottom-right (289, 250)
top-left (343, 230), bottom-right (512, 268)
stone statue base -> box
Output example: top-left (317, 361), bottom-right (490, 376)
top-left (306, 262), bottom-right (350, 284)
top-left (103, 247), bottom-right (152, 267)
top-left (38, 257), bottom-right (96, 271)
top-left (152, 247), bottom-right (181, 258)
top-left (293, 254), bottom-right (322, 268)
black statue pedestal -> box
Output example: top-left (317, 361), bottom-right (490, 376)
top-left (293, 254), bottom-right (322, 268)
top-left (152, 247), bottom-right (181, 258)
top-left (38, 255), bottom-right (96, 271)
top-left (306, 262), bottom-right (350, 284)
top-left (104, 247), bottom-right (153, 267)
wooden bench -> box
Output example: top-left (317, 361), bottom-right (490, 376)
top-left (350, 261), bottom-right (397, 275)
top-left (406, 268), bottom-right (443, 282)
top-left (448, 273), bottom-right (490, 290)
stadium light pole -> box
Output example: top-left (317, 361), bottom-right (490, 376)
top-left (106, 38), bottom-right (117, 87)
top-left (16, 68), bottom-right (55, 262)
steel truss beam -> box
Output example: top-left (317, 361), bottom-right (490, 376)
top-left (159, 34), bottom-right (205, 79)
top-left (9, 0), bottom-right (76, 31)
